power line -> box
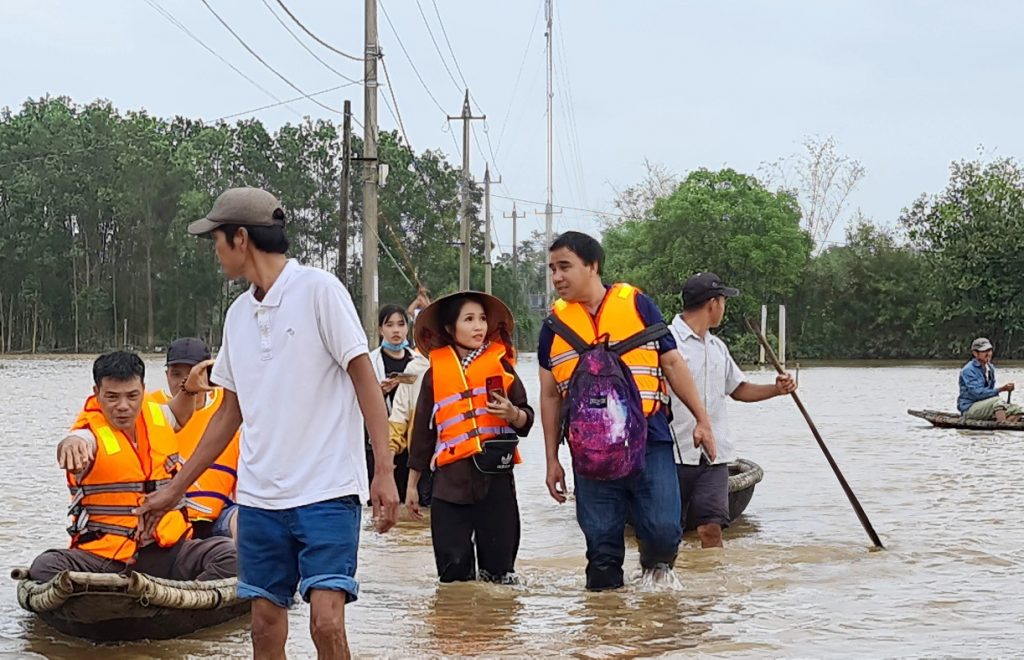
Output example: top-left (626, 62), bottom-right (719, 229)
top-left (491, 192), bottom-right (642, 222)
top-left (143, 0), bottom-right (302, 119)
top-left (273, 0), bottom-right (365, 61)
top-left (213, 83), bottom-right (360, 122)
top-left (554, 1), bottom-right (588, 205)
top-left (378, 0), bottom-right (448, 115)
top-left (260, 0), bottom-right (361, 84)
top-left (430, 0), bottom-right (469, 88)
top-left (414, 0), bottom-right (463, 94)
top-left (481, 120), bottom-right (504, 179)
top-left (0, 145), bottom-right (98, 171)
top-left (379, 58), bottom-right (410, 146)
top-left (199, 0), bottom-right (341, 117)
top-left (495, 0), bottom-right (544, 157)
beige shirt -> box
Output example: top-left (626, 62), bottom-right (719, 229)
top-left (668, 316), bottom-right (746, 465)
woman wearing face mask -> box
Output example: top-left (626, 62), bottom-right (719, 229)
top-left (368, 304), bottom-right (427, 501)
top-left (406, 292), bottom-right (533, 584)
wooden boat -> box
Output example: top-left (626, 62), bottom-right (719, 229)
top-left (684, 458), bottom-right (764, 531)
top-left (11, 568), bottom-right (248, 642)
top-left (907, 409), bottom-right (1024, 431)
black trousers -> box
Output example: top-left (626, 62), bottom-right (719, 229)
top-left (430, 474), bottom-right (520, 583)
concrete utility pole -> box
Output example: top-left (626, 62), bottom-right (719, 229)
top-left (483, 164), bottom-right (502, 294)
top-left (759, 304), bottom-right (767, 364)
top-left (503, 203), bottom-right (524, 277)
top-left (779, 304), bottom-right (787, 369)
top-left (543, 0), bottom-right (555, 302)
top-left (362, 0), bottom-right (379, 346)
top-left (448, 90), bottom-right (485, 291)
top-left (338, 99), bottom-right (352, 285)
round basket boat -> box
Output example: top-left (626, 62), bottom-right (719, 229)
top-left (12, 568), bottom-right (249, 643)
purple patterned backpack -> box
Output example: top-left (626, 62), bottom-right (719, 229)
top-left (545, 316), bottom-right (669, 481)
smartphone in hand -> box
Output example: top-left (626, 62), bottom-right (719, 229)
top-left (387, 371), bottom-right (417, 385)
top-left (486, 375), bottom-right (505, 401)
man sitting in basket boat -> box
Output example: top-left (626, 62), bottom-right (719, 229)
top-left (27, 351), bottom-right (237, 583)
top-left (958, 337), bottom-right (1023, 422)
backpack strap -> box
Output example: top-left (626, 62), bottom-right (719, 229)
top-left (610, 322), bottom-right (670, 357)
top-left (543, 314), bottom-right (592, 355)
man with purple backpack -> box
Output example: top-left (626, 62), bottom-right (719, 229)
top-left (539, 231), bottom-right (716, 590)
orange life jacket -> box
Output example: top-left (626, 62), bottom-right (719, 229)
top-left (67, 395), bottom-right (190, 561)
top-left (150, 388), bottom-right (240, 522)
top-left (549, 283), bottom-right (668, 415)
top-left (429, 342), bottom-right (521, 469)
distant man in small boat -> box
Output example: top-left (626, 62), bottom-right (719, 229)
top-left (669, 273), bottom-right (797, 549)
top-left (958, 337), bottom-right (1022, 421)
top-left (28, 351), bottom-right (237, 583)
top-left (149, 337), bottom-right (241, 540)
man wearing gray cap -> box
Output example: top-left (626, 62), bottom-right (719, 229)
top-left (137, 187), bottom-right (399, 659)
top-left (958, 337), bottom-right (1022, 421)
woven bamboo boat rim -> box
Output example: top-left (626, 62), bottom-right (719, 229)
top-left (11, 569), bottom-right (241, 614)
top-left (729, 458), bottom-right (763, 493)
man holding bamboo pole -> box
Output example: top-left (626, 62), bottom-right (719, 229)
top-left (668, 272), bottom-right (796, 549)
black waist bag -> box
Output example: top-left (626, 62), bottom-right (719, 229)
top-left (473, 438), bottom-right (519, 474)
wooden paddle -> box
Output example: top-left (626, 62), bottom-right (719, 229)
top-left (745, 317), bottom-right (885, 550)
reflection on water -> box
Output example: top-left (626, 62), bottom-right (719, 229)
top-left (2, 356), bottom-right (1024, 656)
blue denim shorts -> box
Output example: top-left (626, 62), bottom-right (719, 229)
top-left (236, 496), bottom-right (361, 608)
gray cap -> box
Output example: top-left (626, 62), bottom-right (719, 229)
top-left (166, 337), bottom-right (211, 366)
top-left (188, 187), bottom-right (285, 236)
top-left (971, 337), bottom-right (993, 352)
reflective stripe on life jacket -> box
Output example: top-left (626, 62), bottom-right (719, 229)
top-left (150, 388), bottom-right (240, 522)
top-left (67, 395), bottom-right (191, 561)
top-left (548, 283), bottom-right (669, 415)
top-left (429, 343), bottom-right (521, 469)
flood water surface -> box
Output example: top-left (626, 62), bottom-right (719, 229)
top-left (1, 356), bottom-right (1022, 657)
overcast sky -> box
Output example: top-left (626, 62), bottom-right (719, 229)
top-left (3, 1), bottom-right (1023, 252)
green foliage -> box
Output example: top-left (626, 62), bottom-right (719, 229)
top-left (604, 168), bottom-right (811, 359)
top-left (901, 157), bottom-right (1024, 356)
top-left (4, 96), bottom-right (1023, 361)
top-left (788, 221), bottom-right (931, 358)
top-left (0, 96), bottom-right (496, 352)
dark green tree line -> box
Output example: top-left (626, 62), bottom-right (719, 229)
top-left (0, 96), bottom-right (531, 353)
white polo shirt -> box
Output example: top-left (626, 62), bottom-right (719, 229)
top-left (212, 259), bottom-right (370, 509)
top-left (668, 315), bottom-right (746, 466)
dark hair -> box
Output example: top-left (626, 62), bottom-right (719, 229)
top-left (438, 293), bottom-right (487, 344)
top-left (550, 231), bottom-right (604, 274)
top-left (682, 296), bottom-right (718, 312)
top-left (378, 304), bottom-right (409, 328)
top-left (218, 214), bottom-right (289, 254)
top-left (93, 351), bottom-right (145, 387)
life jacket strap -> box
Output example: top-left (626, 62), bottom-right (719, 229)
top-left (435, 407), bottom-right (491, 432)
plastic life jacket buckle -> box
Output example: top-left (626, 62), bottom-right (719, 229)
top-left (67, 509), bottom-right (90, 537)
top-left (66, 489), bottom-right (84, 516)
top-left (142, 480), bottom-right (158, 494)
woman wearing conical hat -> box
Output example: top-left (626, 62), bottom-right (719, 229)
top-left (406, 291), bottom-right (533, 584)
